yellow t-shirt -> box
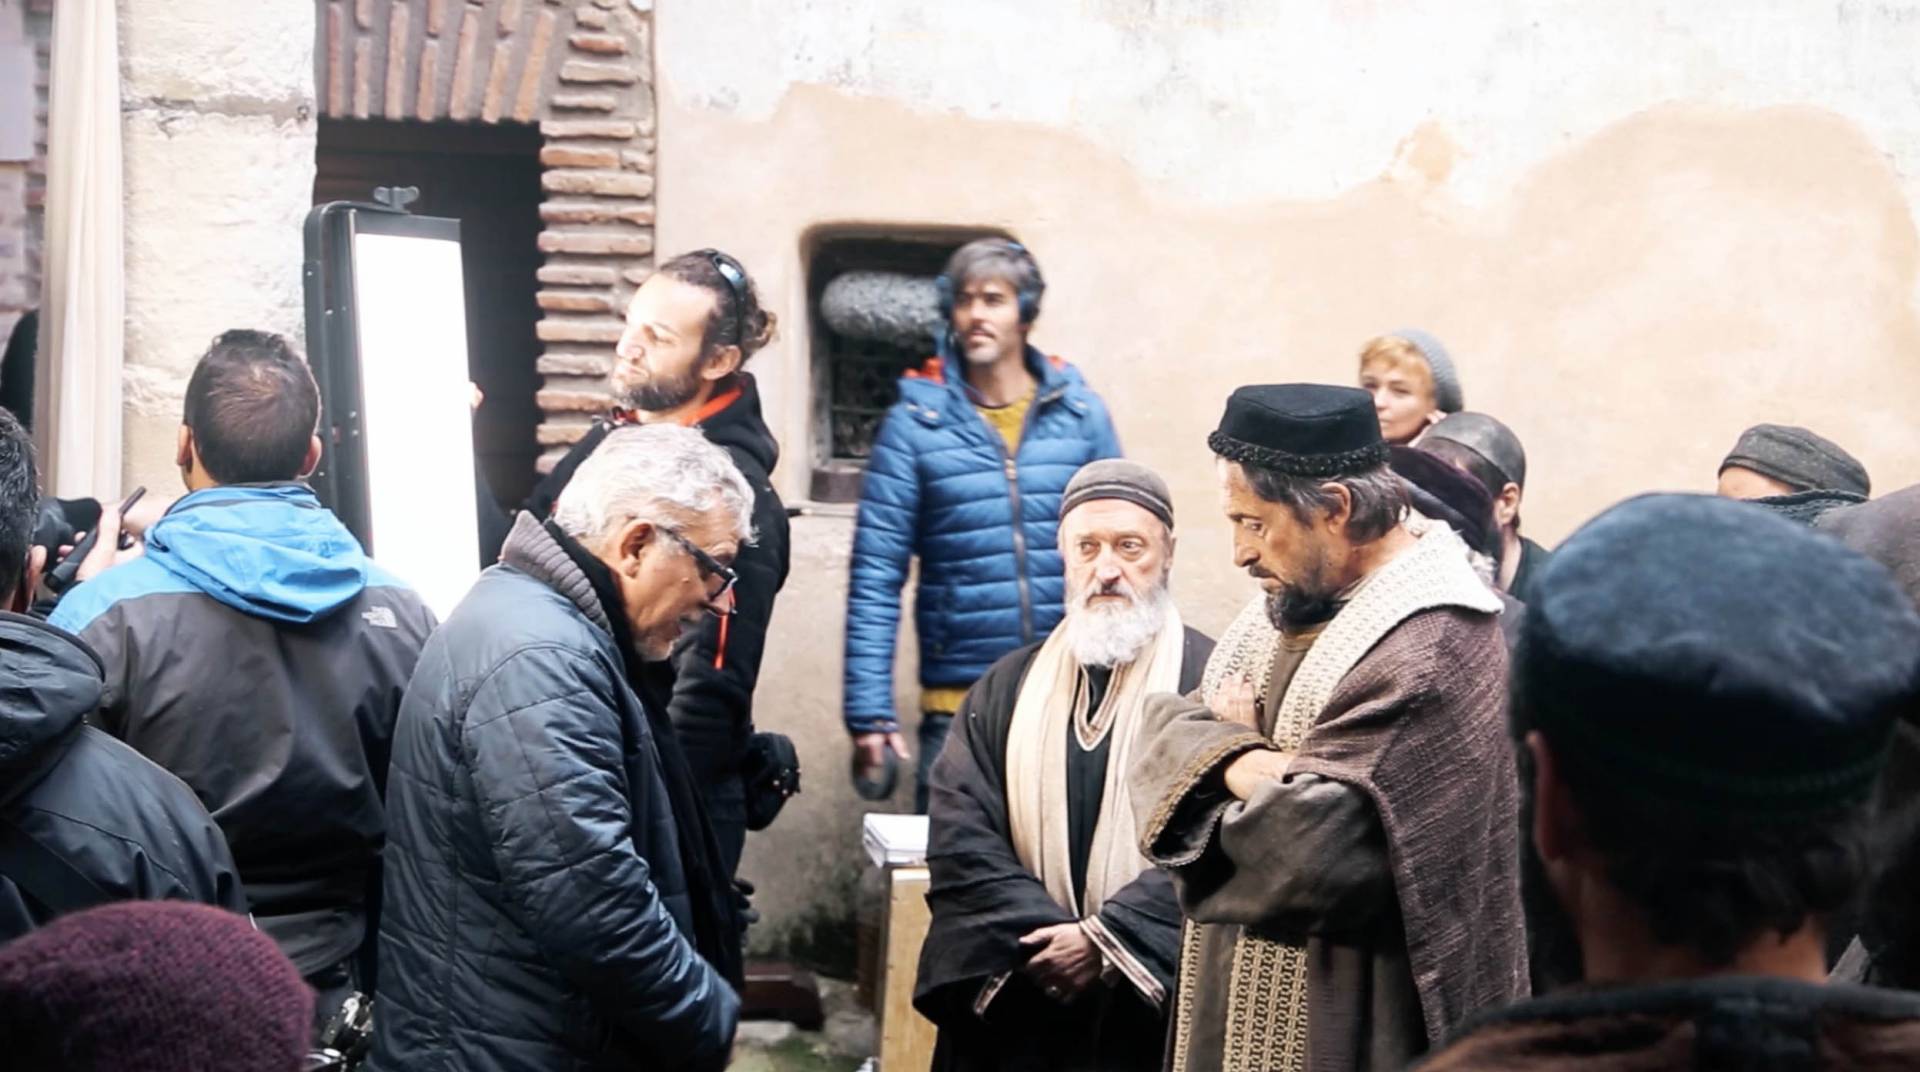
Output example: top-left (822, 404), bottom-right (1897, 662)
top-left (922, 685), bottom-right (971, 716)
top-left (921, 388), bottom-right (1038, 715)
top-left (975, 387), bottom-right (1035, 456)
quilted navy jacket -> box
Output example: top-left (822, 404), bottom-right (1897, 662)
top-left (844, 343), bottom-right (1122, 733)
top-left (369, 518), bottom-right (738, 1072)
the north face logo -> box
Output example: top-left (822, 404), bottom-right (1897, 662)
top-left (362, 606), bottom-right (397, 629)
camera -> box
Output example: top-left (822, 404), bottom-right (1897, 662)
top-left (303, 991), bottom-right (374, 1072)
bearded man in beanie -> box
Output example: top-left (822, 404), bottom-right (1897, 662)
top-left (915, 460), bottom-right (1212, 1072)
top-left (1422, 495), bottom-right (1920, 1070)
top-left (1716, 422), bottom-right (1871, 523)
top-left (1129, 385), bottom-right (1525, 1072)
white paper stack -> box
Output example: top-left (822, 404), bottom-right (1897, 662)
top-left (862, 812), bottom-right (930, 869)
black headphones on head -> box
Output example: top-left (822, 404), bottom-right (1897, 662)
top-left (698, 248), bottom-right (749, 350)
top-left (934, 238), bottom-right (1045, 324)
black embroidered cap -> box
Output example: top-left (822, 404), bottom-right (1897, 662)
top-left (1207, 384), bottom-right (1389, 478)
top-left (1521, 493), bottom-right (1920, 819)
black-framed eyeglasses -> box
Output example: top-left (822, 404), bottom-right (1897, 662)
top-left (662, 526), bottom-right (738, 615)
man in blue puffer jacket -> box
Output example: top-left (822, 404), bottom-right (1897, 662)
top-left (846, 238), bottom-right (1122, 811)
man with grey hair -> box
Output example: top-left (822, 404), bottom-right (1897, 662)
top-left (914, 460), bottom-right (1210, 1072)
top-left (370, 424), bottom-right (750, 1072)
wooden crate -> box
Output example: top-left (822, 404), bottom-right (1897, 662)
top-left (876, 866), bottom-right (937, 1071)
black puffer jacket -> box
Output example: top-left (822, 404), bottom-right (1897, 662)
top-left (0, 612), bottom-right (247, 938)
top-left (370, 515), bottom-right (740, 1072)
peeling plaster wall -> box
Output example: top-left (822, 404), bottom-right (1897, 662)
top-left (659, 2), bottom-right (1920, 963)
top-left (118, 0), bottom-right (316, 495)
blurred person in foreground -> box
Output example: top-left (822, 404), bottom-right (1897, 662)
top-left (1422, 495), bottom-right (1920, 1070)
top-left (0, 901), bottom-right (312, 1072)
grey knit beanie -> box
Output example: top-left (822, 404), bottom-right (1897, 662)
top-left (1061, 459), bottom-right (1174, 529)
top-left (1391, 328), bottom-right (1463, 413)
top-left (1719, 423), bottom-right (1870, 497)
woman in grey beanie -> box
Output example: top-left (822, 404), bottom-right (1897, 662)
top-left (1357, 329), bottom-right (1463, 445)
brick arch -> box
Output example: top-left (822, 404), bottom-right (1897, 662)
top-left (315, 0), bottom-right (652, 468)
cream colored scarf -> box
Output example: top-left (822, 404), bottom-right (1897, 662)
top-left (1006, 603), bottom-right (1186, 917)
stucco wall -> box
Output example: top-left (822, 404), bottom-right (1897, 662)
top-left (118, 0), bottom-right (316, 495)
top-left (652, 2), bottom-right (1920, 963)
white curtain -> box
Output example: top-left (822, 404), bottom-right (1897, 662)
top-left (34, 0), bottom-right (123, 498)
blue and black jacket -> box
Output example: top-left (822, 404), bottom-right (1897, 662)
top-left (48, 483), bottom-right (436, 978)
top-left (843, 343), bottom-right (1122, 734)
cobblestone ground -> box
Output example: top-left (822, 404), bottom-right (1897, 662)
top-left (729, 979), bottom-right (874, 1072)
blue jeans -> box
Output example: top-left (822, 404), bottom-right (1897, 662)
top-left (915, 710), bottom-right (955, 815)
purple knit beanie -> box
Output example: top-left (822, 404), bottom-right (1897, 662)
top-left (0, 901), bottom-right (312, 1072)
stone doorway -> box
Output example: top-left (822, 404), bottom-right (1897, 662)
top-left (313, 118), bottom-right (545, 507)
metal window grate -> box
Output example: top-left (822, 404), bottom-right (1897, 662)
top-left (827, 337), bottom-right (922, 460)
top-left (806, 230), bottom-right (1004, 501)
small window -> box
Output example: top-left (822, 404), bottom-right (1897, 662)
top-left (804, 228), bottom-right (1001, 502)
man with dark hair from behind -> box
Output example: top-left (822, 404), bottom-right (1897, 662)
top-left (1422, 494), bottom-right (1920, 1070)
top-left (0, 408), bottom-right (248, 940)
top-left (47, 330), bottom-right (436, 1030)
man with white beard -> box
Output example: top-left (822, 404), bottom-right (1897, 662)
top-left (914, 460), bottom-right (1213, 1072)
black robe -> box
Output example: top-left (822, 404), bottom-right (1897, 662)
top-left (915, 627), bottom-right (1212, 1072)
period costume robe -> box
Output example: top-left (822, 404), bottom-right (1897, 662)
top-left (915, 609), bottom-right (1212, 1072)
top-left (1129, 525), bottom-right (1528, 1072)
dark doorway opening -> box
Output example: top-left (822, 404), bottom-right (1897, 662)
top-left (313, 119), bottom-right (544, 511)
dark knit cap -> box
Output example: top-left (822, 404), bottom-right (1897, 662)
top-left (1061, 459), bottom-right (1174, 529)
top-left (1521, 494), bottom-right (1920, 820)
top-left (0, 901), bottom-right (312, 1071)
top-left (1208, 384), bottom-right (1388, 478)
top-left (1423, 411), bottom-right (1526, 490)
top-left (1390, 445), bottom-right (1499, 558)
top-left (1719, 423), bottom-right (1871, 497)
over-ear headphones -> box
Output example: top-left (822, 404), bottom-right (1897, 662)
top-left (699, 248), bottom-right (749, 350)
top-left (934, 238), bottom-right (1045, 324)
